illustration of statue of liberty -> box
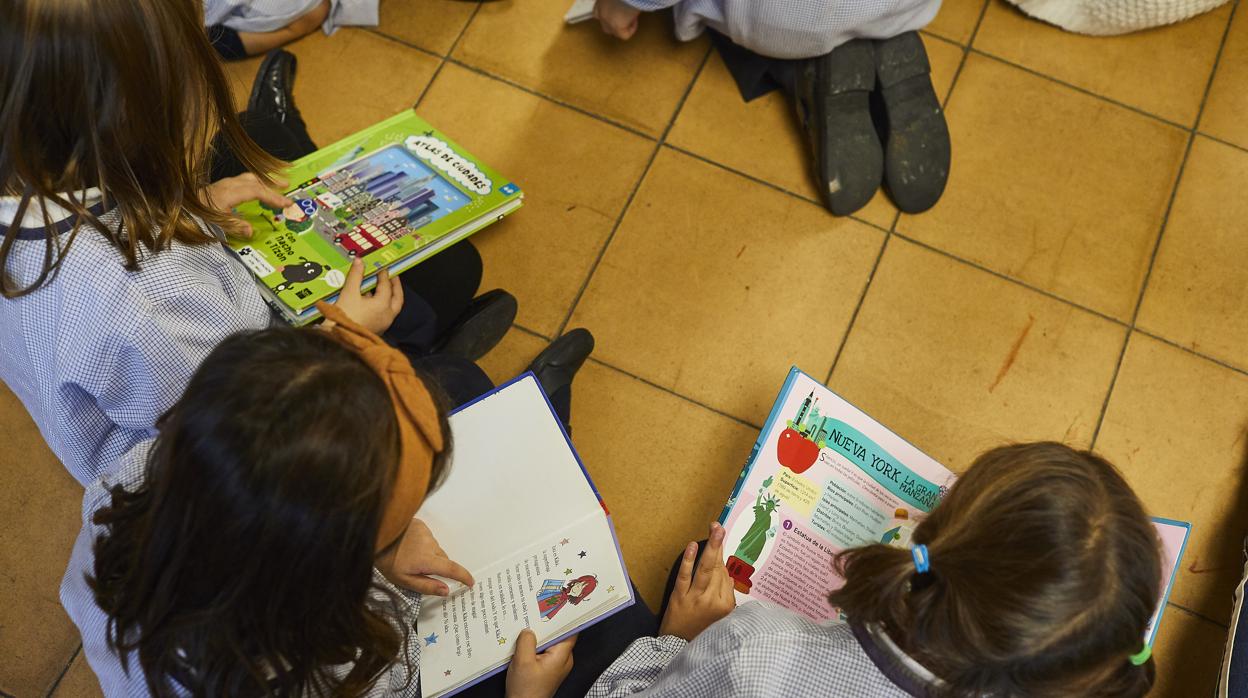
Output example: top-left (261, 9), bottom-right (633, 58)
top-left (726, 476), bottom-right (779, 593)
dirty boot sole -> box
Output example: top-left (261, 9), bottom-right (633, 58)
top-left (875, 32), bottom-right (951, 214)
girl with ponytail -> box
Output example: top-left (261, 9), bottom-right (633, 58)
top-left (588, 442), bottom-right (1163, 697)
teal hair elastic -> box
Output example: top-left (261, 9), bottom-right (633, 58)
top-left (911, 544), bottom-right (930, 574)
top-left (1129, 644), bottom-right (1152, 666)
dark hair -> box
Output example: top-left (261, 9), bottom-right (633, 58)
top-left (0, 0), bottom-right (279, 297)
top-left (829, 442), bottom-right (1161, 698)
top-left (88, 327), bottom-right (449, 696)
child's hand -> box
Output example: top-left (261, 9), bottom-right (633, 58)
top-left (331, 258), bottom-right (404, 335)
top-left (203, 172), bottom-right (292, 239)
top-left (594, 0), bottom-right (641, 40)
top-left (377, 518), bottom-right (475, 595)
top-left (659, 522), bottom-right (736, 641)
top-left (505, 629), bottom-right (576, 698)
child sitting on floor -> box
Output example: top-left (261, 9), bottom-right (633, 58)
top-left (63, 311), bottom-right (646, 697)
top-left (588, 442), bottom-right (1164, 697)
top-left (593, 0), bottom-right (951, 217)
top-left (205, 0), bottom-right (380, 60)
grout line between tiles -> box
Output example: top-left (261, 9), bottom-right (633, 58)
top-left (507, 322), bottom-right (765, 430)
top-left (585, 355), bottom-right (765, 431)
top-left (446, 1), bottom-right (485, 58)
top-left (404, 2), bottom-right (485, 109)
top-left (441, 58), bottom-right (660, 141)
top-left (42, 644), bottom-right (82, 698)
top-left (825, 0), bottom-right (987, 384)
top-left (1089, 0), bottom-right (1239, 447)
top-left (363, 28), bottom-right (445, 60)
top-left (1198, 131), bottom-right (1248, 157)
top-left (1169, 601), bottom-right (1230, 630)
top-left (1134, 328), bottom-right (1248, 381)
top-left (552, 45), bottom-right (715, 337)
top-left (824, 234), bottom-right (892, 384)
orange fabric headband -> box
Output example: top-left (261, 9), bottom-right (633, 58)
top-left (316, 302), bottom-right (444, 548)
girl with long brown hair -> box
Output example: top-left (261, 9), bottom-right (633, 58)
top-left (0, 0), bottom-right (516, 486)
top-left (61, 309), bottom-right (589, 696)
top-left (588, 442), bottom-right (1164, 697)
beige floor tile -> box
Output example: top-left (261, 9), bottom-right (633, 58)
top-left (898, 55), bottom-right (1187, 321)
top-left (569, 148), bottom-right (885, 424)
top-left (0, 385), bottom-right (85, 696)
top-left (1151, 607), bottom-right (1228, 697)
top-left (1138, 137), bottom-right (1248, 373)
top-left (375, 0), bottom-right (476, 55)
top-left (417, 64), bottom-right (655, 337)
top-left (975, 0), bottom-right (1230, 126)
top-left (1201, 7), bottom-right (1248, 149)
top-left (1096, 333), bottom-right (1248, 624)
top-left (927, 0), bottom-right (988, 43)
top-left (222, 30), bottom-right (440, 147)
top-left (667, 34), bottom-right (963, 229)
top-left (829, 238), bottom-right (1126, 469)
top-left (477, 329), bottom-right (549, 388)
top-left (51, 651), bottom-right (103, 698)
top-left (452, 3), bottom-right (707, 137)
top-left (571, 362), bottom-right (760, 608)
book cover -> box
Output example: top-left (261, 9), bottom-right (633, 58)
top-left (228, 110), bottom-right (523, 325)
top-left (414, 374), bottom-right (633, 698)
top-left (719, 367), bottom-right (1189, 647)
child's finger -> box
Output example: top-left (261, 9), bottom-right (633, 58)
top-left (695, 523), bottom-right (726, 590)
top-left (415, 555), bottom-right (476, 589)
top-left (514, 628), bottom-right (538, 661)
top-left (540, 634), bottom-right (577, 662)
top-left (388, 272), bottom-right (404, 312)
top-left (373, 268), bottom-right (392, 306)
top-left (344, 258), bottom-right (365, 291)
top-left (674, 541), bottom-right (696, 595)
top-left (399, 574), bottom-right (450, 596)
top-left (251, 183), bottom-right (294, 210)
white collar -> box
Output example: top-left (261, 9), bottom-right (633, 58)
top-left (0, 188), bottom-right (104, 228)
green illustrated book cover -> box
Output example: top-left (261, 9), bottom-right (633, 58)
top-left (229, 110), bottom-right (523, 325)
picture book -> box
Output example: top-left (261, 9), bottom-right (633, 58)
top-left (718, 367), bottom-right (1191, 649)
top-left (414, 374), bottom-right (633, 698)
top-left (565, 0), bottom-right (596, 23)
top-left (229, 110), bottom-right (523, 325)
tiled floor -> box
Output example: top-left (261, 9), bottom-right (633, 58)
top-left (4, 0), bottom-right (1246, 695)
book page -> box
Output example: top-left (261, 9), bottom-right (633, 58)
top-left (1147, 519), bottom-right (1191, 645)
top-left (418, 376), bottom-right (606, 575)
top-left (418, 512), bottom-right (631, 698)
top-left (719, 369), bottom-right (955, 621)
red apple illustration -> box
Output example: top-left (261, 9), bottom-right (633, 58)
top-left (776, 428), bottom-right (819, 473)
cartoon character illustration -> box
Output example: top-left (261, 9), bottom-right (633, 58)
top-left (535, 575), bottom-right (597, 621)
top-left (725, 478), bottom-right (780, 593)
top-left (273, 257), bottom-right (325, 293)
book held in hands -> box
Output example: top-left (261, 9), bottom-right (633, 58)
top-left (230, 110), bottom-right (522, 325)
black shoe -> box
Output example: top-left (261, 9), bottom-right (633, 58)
top-left (247, 49), bottom-right (316, 153)
top-left (434, 289), bottom-right (517, 361)
top-left (527, 329), bottom-right (594, 400)
top-left (874, 32), bottom-right (951, 214)
top-left (792, 39), bottom-right (883, 216)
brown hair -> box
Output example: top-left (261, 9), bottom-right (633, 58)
top-left (0, 0), bottom-right (278, 297)
top-left (829, 442), bottom-right (1161, 697)
top-left (88, 327), bottom-right (451, 696)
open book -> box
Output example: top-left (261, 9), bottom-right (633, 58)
top-left (719, 367), bottom-right (1190, 648)
top-left (414, 375), bottom-right (633, 698)
top-left (230, 110), bottom-right (523, 326)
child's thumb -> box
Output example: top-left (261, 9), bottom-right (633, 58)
top-left (515, 628), bottom-right (537, 656)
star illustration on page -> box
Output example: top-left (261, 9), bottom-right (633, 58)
top-left (578, 550), bottom-right (587, 558)
top-left (443, 670), bottom-right (452, 677)
top-left (564, 568), bottom-right (573, 575)
top-left (560, 538), bottom-right (570, 546)
top-left (424, 633), bottom-right (438, 646)
top-left (607, 585), bottom-right (616, 593)
top-left (498, 637), bottom-right (507, 645)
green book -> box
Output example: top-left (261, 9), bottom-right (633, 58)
top-left (230, 110), bottom-right (523, 325)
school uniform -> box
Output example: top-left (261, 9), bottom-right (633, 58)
top-left (587, 601), bottom-right (939, 697)
top-left (0, 195), bottom-right (274, 485)
top-left (203, 0), bottom-right (378, 35)
top-left (624, 0), bottom-right (941, 101)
